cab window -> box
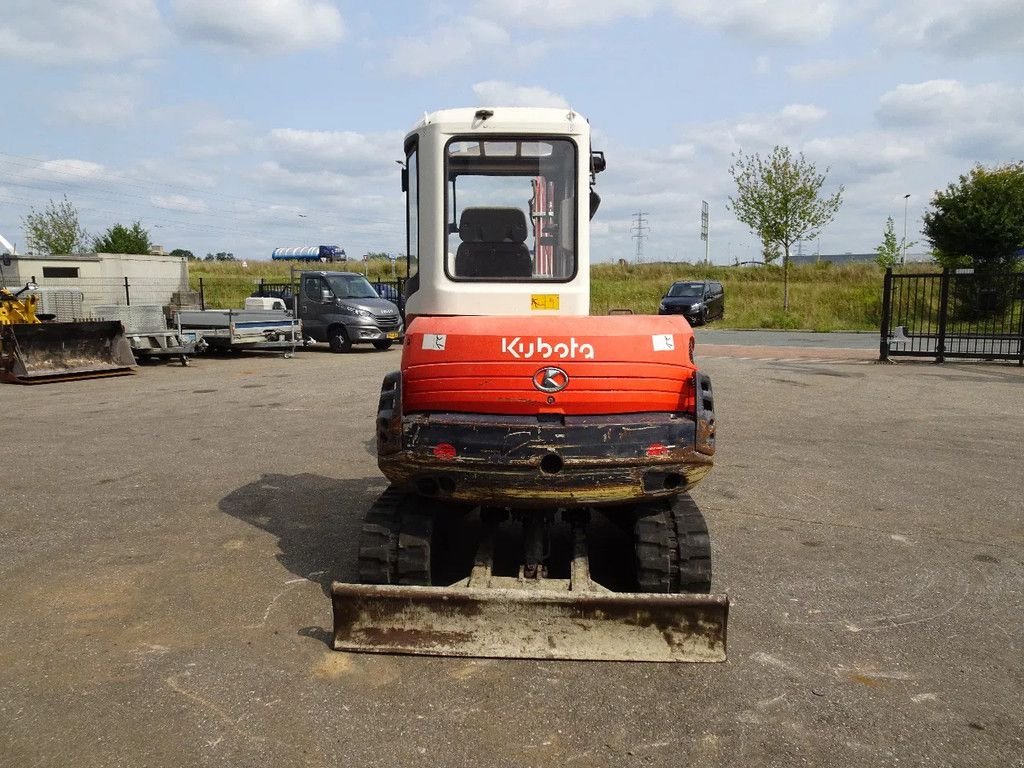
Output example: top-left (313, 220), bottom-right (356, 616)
top-left (445, 137), bottom-right (577, 282)
top-left (303, 276), bottom-right (324, 301)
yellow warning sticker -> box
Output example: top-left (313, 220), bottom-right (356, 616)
top-left (530, 294), bottom-right (560, 311)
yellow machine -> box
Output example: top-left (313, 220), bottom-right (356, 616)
top-left (0, 283), bottom-right (135, 383)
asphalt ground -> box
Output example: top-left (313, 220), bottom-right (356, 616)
top-left (2, 344), bottom-right (1022, 767)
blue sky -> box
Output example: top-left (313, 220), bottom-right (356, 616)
top-left (1, 0), bottom-right (1022, 264)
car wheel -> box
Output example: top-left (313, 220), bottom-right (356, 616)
top-left (372, 340), bottom-right (393, 351)
top-left (328, 326), bottom-right (352, 353)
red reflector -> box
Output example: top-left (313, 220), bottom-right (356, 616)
top-left (433, 443), bottom-right (456, 460)
top-left (646, 443), bottom-right (669, 457)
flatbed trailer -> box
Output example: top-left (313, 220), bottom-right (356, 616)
top-left (175, 309), bottom-right (302, 352)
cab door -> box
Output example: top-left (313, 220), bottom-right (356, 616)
top-left (301, 274), bottom-right (328, 340)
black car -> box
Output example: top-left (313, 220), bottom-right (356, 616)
top-left (658, 280), bottom-right (725, 324)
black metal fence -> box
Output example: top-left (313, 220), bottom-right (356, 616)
top-left (250, 277), bottom-right (406, 312)
top-left (880, 267), bottom-right (1024, 364)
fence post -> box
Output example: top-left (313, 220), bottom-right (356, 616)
top-left (124, 276), bottom-right (131, 306)
top-left (199, 277), bottom-right (206, 311)
top-left (259, 277), bottom-right (265, 296)
top-left (936, 268), bottom-right (950, 364)
top-left (1017, 274), bottom-right (1024, 367)
top-left (879, 267), bottom-right (893, 362)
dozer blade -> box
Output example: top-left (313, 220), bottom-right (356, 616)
top-left (1, 321), bottom-right (136, 383)
top-left (331, 582), bottom-right (728, 662)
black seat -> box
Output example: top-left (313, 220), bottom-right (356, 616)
top-left (454, 207), bottom-right (533, 278)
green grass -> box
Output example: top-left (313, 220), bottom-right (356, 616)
top-left (592, 261), bottom-right (913, 331)
top-left (190, 259), bottom-right (930, 331)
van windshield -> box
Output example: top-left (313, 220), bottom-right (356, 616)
top-left (325, 275), bottom-right (379, 299)
top-left (668, 283), bottom-right (705, 298)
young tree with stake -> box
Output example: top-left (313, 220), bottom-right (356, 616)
top-left (728, 146), bottom-right (843, 310)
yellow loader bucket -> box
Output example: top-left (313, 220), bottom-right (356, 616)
top-left (0, 321), bottom-right (136, 383)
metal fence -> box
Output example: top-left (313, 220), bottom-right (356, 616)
top-left (250, 277), bottom-right (406, 312)
top-left (880, 267), bottom-right (1024, 364)
top-left (3, 272), bottom-right (408, 318)
top-left (1, 273), bottom-right (198, 321)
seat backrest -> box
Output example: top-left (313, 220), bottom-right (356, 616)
top-left (455, 207), bottom-right (532, 278)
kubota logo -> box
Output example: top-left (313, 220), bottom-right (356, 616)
top-left (533, 367), bottom-right (569, 393)
top-left (501, 336), bottom-right (595, 360)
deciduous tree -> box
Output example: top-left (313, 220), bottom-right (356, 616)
top-left (21, 195), bottom-right (89, 254)
top-left (728, 146), bottom-right (844, 309)
top-left (875, 217), bottom-right (900, 269)
top-left (923, 162), bottom-right (1024, 270)
top-left (93, 221), bottom-right (152, 254)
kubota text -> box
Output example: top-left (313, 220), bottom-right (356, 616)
top-left (501, 337), bottom-right (596, 360)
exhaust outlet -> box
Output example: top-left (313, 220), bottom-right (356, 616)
top-left (539, 453), bottom-right (564, 475)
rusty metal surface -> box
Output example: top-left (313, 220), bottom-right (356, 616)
top-left (380, 455), bottom-right (713, 507)
top-left (331, 582), bottom-right (728, 662)
top-left (378, 410), bottom-right (715, 507)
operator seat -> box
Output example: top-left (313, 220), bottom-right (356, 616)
top-left (454, 207), bottom-right (533, 278)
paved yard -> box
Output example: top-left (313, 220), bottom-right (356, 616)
top-left (1, 346), bottom-right (1021, 767)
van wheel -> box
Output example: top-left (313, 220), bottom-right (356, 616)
top-left (328, 327), bottom-right (352, 353)
top-left (372, 340), bottom-right (393, 351)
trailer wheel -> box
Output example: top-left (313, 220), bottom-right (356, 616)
top-left (633, 493), bottom-right (712, 593)
top-left (328, 326), bottom-right (352, 353)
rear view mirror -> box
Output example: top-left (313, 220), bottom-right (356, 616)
top-left (401, 167), bottom-right (408, 192)
top-left (321, 289), bottom-right (333, 303)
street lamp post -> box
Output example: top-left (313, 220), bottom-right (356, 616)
top-left (902, 194), bottom-right (910, 266)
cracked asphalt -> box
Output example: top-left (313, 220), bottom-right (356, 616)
top-left (1, 345), bottom-right (1022, 767)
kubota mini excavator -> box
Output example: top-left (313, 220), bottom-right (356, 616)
top-left (331, 108), bottom-right (727, 662)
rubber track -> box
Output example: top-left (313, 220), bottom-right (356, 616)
top-left (357, 486), bottom-right (435, 586)
top-left (633, 494), bottom-right (712, 593)
top-left (671, 494), bottom-right (712, 593)
top-left (357, 488), bottom-right (403, 584)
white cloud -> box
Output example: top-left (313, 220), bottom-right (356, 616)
top-left (173, 0), bottom-right (344, 52)
top-left (786, 56), bottom-right (866, 82)
top-left (876, 80), bottom-right (1024, 161)
top-left (874, 0), bottom-right (1024, 57)
top-left (803, 134), bottom-right (928, 177)
top-left (876, 80), bottom-right (969, 128)
top-left (181, 117), bottom-right (254, 159)
top-left (56, 75), bottom-right (145, 126)
top-left (0, 0), bottom-right (166, 65)
top-left (669, 0), bottom-right (842, 44)
top-left (779, 104), bottom-right (828, 125)
top-left (387, 16), bottom-right (519, 76)
top-left (471, 81), bottom-right (569, 108)
top-left (22, 159), bottom-right (111, 185)
top-left (263, 128), bottom-right (403, 175)
top-left (151, 194), bottom-right (208, 213)
top-left (475, 0), bottom-right (658, 28)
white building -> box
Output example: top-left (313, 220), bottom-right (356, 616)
top-left (0, 252), bottom-right (190, 318)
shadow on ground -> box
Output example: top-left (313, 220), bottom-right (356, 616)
top-left (219, 472), bottom-right (386, 594)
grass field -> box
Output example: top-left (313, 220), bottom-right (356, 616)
top-left (190, 258), bottom-right (915, 331)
